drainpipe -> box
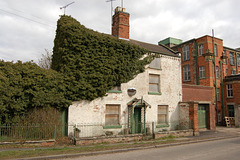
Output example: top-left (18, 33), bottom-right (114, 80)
top-left (220, 61), bottom-right (225, 124)
top-left (195, 41), bottom-right (199, 85)
top-left (212, 29), bottom-right (218, 124)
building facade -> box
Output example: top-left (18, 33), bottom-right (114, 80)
top-left (160, 35), bottom-right (240, 127)
top-left (68, 7), bottom-right (182, 137)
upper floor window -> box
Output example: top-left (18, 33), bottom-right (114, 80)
top-left (198, 44), bottom-right (204, 56)
top-left (149, 58), bottom-right (161, 69)
top-left (230, 52), bottom-right (235, 65)
top-left (214, 44), bottom-right (217, 56)
top-left (149, 74), bottom-right (160, 93)
top-left (226, 68), bottom-right (228, 76)
top-left (231, 69), bottom-right (236, 75)
top-left (199, 66), bottom-right (205, 79)
top-left (217, 88), bottom-right (220, 101)
top-left (227, 84), bottom-right (233, 97)
top-left (182, 45), bottom-right (189, 61)
top-left (216, 66), bottom-right (219, 78)
top-left (183, 65), bottom-right (190, 81)
top-left (237, 54), bottom-right (240, 67)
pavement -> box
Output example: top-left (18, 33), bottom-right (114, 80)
top-left (1, 126), bottom-right (240, 160)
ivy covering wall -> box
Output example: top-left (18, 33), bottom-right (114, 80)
top-left (0, 15), bottom-right (152, 124)
top-left (52, 15), bottom-right (152, 101)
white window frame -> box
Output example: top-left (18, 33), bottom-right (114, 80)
top-left (199, 66), bottom-right (205, 79)
top-left (182, 45), bottom-right (189, 61)
top-left (237, 54), bottom-right (240, 67)
top-left (198, 44), bottom-right (204, 56)
top-left (231, 69), bottom-right (236, 75)
top-left (227, 84), bottom-right (233, 98)
top-left (214, 44), bottom-right (217, 56)
top-left (183, 65), bottom-right (190, 81)
top-left (216, 66), bottom-right (219, 78)
top-left (230, 52), bottom-right (235, 65)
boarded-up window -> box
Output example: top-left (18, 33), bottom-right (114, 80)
top-left (105, 105), bottom-right (120, 125)
top-left (149, 58), bottom-right (161, 69)
top-left (149, 74), bottom-right (160, 93)
top-left (158, 105), bottom-right (168, 124)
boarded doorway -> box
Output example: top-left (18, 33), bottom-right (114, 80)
top-left (198, 104), bottom-right (207, 128)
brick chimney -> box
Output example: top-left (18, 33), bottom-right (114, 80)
top-left (112, 6), bottom-right (130, 39)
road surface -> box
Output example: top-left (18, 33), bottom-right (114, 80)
top-left (59, 137), bottom-right (240, 160)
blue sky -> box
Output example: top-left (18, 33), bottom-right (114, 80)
top-left (0, 0), bottom-right (240, 62)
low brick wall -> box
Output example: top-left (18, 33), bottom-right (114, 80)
top-left (155, 129), bottom-right (193, 139)
top-left (76, 130), bottom-right (194, 145)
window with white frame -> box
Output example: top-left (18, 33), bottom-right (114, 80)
top-left (198, 44), bottom-right (204, 56)
top-left (182, 45), bottom-right (189, 61)
top-left (183, 65), bottom-right (190, 81)
top-left (237, 54), bottom-right (240, 67)
top-left (216, 66), bottom-right (219, 78)
top-left (199, 66), bottom-right (205, 79)
top-left (230, 52), bottom-right (235, 65)
top-left (217, 88), bottom-right (220, 102)
top-left (227, 84), bottom-right (233, 97)
top-left (214, 44), bottom-right (217, 56)
top-left (105, 104), bottom-right (120, 126)
top-left (149, 74), bottom-right (160, 93)
top-left (231, 69), bottom-right (236, 75)
top-left (158, 105), bottom-right (168, 124)
top-left (149, 58), bottom-right (161, 69)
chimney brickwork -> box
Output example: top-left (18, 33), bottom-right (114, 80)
top-left (112, 7), bottom-right (130, 39)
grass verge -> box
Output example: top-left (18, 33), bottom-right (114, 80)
top-left (0, 137), bottom-right (180, 159)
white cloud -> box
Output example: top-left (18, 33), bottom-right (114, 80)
top-left (0, 0), bottom-right (239, 62)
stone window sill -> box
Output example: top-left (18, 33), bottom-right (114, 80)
top-left (103, 125), bottom-right (122, 129)
top-left (148, 92), bottom-right (162, 95)
top-left (156, 124), bottom-right (169, 128)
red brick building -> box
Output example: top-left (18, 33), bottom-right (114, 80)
top-left (160, 35), bottom-right (240, 128)
top-left (224, 75), bottom-right (240, 127)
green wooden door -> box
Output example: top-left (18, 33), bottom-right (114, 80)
top-left (198, 105), bottom-right (207, 128)
top-left (133, 108), bottom-right (141, 134)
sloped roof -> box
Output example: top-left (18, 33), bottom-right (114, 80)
top-left (129, 39), bottom-right (179, 57)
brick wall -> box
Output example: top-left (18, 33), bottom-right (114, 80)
top-left (182, 84), bottom-right (216, 130)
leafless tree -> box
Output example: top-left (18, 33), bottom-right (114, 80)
top-left (38, 49), bottom-right (52, 69)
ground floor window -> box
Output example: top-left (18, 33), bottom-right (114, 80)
top-left (158, 105), bottom-right (168, 124)
top-left (105, 104), bottom-right (120, 126)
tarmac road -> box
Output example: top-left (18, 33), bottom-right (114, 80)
top-left (59, 137), bottom-right (240, 160)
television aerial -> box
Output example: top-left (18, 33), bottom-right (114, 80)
top-left (60, 2), bottom-right (75, 15)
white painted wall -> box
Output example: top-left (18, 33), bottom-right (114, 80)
top-left (68, 54), bottom-right (182, 137)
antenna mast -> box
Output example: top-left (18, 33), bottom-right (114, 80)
top-left (106, 0), bottom-right (116, 33)
top-left (60, 1), bottom-right (75, 15)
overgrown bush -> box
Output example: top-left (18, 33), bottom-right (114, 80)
top-left (0, 61), bottom-right (71, 124)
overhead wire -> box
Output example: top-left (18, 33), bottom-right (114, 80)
top-left (0, 8), bottom-right (55, 29)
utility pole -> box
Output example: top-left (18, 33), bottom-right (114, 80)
top-left (106, 0), bottom-right (116, 33)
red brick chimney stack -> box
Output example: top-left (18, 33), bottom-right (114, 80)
top-left (112, 6), bottom-right (130, 39)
